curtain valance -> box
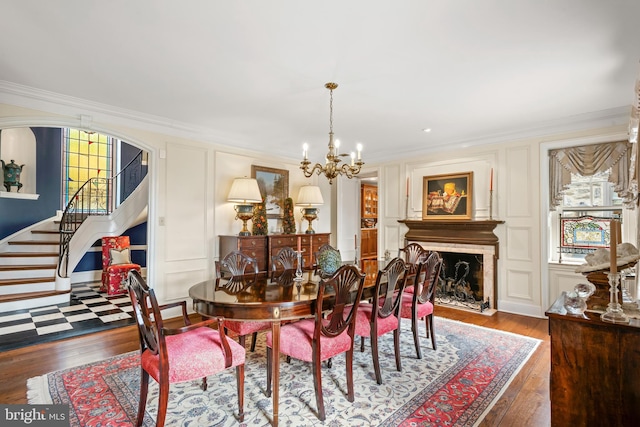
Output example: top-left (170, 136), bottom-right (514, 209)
top-left (549, 141), bottom-right (637, 210)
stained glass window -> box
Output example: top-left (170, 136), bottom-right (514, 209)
top-left (62, 129), bottom-right (113, 212)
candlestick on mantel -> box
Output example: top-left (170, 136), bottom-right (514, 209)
top-left (489, 190), bottom-right (493, 220)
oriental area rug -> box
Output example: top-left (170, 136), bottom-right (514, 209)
top-left (27, 317), bottom-right (540, 427)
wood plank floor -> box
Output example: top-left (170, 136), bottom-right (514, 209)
top-left (0, 306), bottom-right (551, 426)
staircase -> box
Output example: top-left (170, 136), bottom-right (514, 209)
top-left (0, 150), bottom-right (149, 313)
top-left (0, 217), bottom-right (68, 311)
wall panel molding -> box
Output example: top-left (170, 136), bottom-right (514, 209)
top-left (165, 143), bottom-right (208, 261)
top-left (506, 146), bottom-right (531, 218)
top-left (506, 226), bottom-right (532, 261)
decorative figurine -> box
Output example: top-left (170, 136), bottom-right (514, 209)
top-left (1, 159), bottom-right (25, 192)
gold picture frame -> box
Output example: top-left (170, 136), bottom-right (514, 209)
top-left (422, 172), bottom-right (473, 220)
top-left (251, 165), bottom-right (289, 219)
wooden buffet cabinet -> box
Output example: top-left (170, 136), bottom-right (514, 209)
top-left (360, 228), bottom-right (377, 260)
top-left (546, 294), bottom-right (640, 426)
top-left (220, 233), bottom-right (330, 275)
top-left (360, 183), bottom-right (377, 260)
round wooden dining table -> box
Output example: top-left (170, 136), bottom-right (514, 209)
top-left (188, 260), bottom-right (383, 426)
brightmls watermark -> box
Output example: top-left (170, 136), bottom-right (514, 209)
top-left (0, 405), bottom-right (69, 426)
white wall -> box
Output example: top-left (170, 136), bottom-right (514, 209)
top-left (374, 125), bottom-right (630, 318)
top-left (0, 99), bottom-right (632, 318)
top-left (0, 127), bottom-right (36, 194)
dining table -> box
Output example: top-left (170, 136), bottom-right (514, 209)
top-left (188, 259), bottom-right (385, 426)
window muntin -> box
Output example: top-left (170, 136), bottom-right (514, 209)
top-left (62, 129), bottom-right (113, 212)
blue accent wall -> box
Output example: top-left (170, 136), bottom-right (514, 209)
top-left (0, 127), bottom-right (62, 239)
top-left (73, 222), bottom-right (148, 272)
top-left (0, 127), bottom-right (148, 275)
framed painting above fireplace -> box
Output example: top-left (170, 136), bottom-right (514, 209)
top-left (422, 172), bottom-right (473, 220)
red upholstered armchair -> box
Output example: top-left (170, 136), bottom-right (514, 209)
top-left (101, 236), bottom-right (141, 295)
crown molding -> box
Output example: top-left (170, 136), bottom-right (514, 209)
top-left (0, 80), bottom-right (631, 163)
top-left (0, 80), bottom-right (245, 146)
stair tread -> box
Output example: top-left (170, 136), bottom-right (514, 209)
top-left (31, 230), bottom-right (60, 234)
top-left (0, 289), bottom-right (70, 303)
top-left (0, 277), bottom-right (55, 286)
top-left (0, 264), bottom-right (57, 271)
top-left (8, 241), bottom-right (60, 245)
top-left (0, 252), bottom-right (59, 257)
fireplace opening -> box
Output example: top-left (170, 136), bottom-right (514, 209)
top-left (437, 251), bottom-right (490, 312)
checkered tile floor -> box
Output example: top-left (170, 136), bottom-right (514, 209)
top-left (0, 282), bottom-right (135, 352)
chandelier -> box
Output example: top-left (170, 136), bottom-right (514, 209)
top-left (300, 82), bottom-right (364, 184)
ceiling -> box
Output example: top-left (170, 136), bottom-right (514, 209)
top-left (1, 1), bottom-right (639, 163)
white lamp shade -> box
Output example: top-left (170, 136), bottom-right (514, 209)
top-left (227, 177), bottom-right (263, 203)
top-left (296, 185), bottom-right (324, 206)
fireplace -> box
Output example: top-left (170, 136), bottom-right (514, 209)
top-left (438, 250), bottom-right (490, 312)
top-left (399, 219), bottom-right (504, 314)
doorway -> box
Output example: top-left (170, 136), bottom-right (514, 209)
top-left (359, 174), bottom-right (378, 260)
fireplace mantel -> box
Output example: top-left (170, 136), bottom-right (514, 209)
top-left (399, 219), bottom-right (505, 312)
top-left (398, 219), bottom-right (504, 250)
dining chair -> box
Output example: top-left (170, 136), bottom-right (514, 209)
top-left (398, 242), bottom-right (429, 271)
top-left (270, 246), bottom-right (301, 281)
top-left (314, 243), bottom-right (342, 278)
top-left (398, 243), bottom-right (432, 296)
top-left (354, 257), bottom-right (409, 384)
top-left (101, 235), bottom-right (141, 295)
top-left (399, 251), bottom-right (443, 359)
top-left (127, 270), bottom-right (245, 427)
top-left (216, 251), bottom-right (272, 352)
top-left (265, 264), bottom-right (366, 421)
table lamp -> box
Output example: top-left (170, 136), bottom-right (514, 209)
top-left (297, 185), bottom-right (324, 234)
top-left (228, 177), bottom-right (263, 236)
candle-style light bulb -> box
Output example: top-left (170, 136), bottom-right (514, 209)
top-left (350, 152), bottom-right (355, 166)
top-left (303, 142), bottom-right (308, 160)
top-left (357, 143), bottom-right (363, 160)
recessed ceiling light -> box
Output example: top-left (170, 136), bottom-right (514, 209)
top-left (422, 128), bottom-right (431, 133)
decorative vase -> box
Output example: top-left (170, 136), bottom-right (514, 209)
top-left (1, 159), bottom-right (25, 192)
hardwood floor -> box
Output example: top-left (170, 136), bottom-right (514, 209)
top-left (0, 306), bottom-right (551, 426)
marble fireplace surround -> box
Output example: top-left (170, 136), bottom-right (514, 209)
top-left (399, 220), bottom-right (504, 311)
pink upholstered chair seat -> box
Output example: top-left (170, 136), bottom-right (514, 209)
top-left (141, 326), bottom-right (245, 384)
top-left (266, 318), bottom-right (352, 362)
top-left (353, 304), bottom-right (399, 338)
top-left (224, 319), bottom-right (272, 336)
top-left (128, 270), bottom-right (245, 426)
top-left (400, 292), bottom-right (433, 319)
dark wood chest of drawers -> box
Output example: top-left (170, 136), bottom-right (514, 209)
top-left (220, 233), bottom-right (331, 274)
top-left (546, 294), bottom-right (640, 426)
top-left (219, 235), bottom-right (268, 272)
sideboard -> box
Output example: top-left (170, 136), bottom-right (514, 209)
top-left (220, 233), bottom-right (331, 275)
top-left (546, 294), bottom-right (640, 426)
